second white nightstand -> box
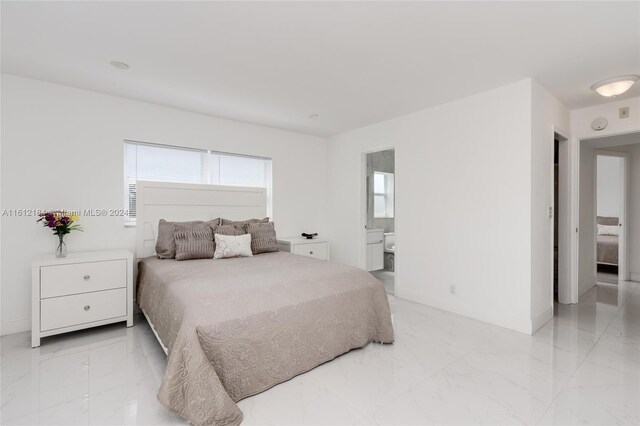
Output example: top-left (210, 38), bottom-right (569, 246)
top-left (31, 250), bottom-right (133, 348)
top-left (277, 237), bottom-right (329, 261)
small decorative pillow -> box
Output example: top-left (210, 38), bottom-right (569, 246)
top-left (213, 234), bottom-right (253, 259)
top-left (597, 224), bottom-right (619, 236)
top-left (174, 223), bottom-right (214, 261)
top-left (221, 217), bottom-right (269, 226)
top-left (246, 222), bottom-right (279, 254)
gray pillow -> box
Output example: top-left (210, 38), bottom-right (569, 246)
top-left (597, 216), bottom-right (619, 226)
top-left (221, 217), bottom-right (269, 226)
top-left (246, 222), bottom-right (279, 254)
top-left (156, 218), bottom-right (219, 259)
top-left (174, 223), bottom-right (214, 261)
top-left (211, 223), bottom-right (246, 236)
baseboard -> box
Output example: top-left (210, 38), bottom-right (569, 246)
top-left (630, 272), bottom-right (640, 283)
top-left (531, 307), bottom-right (553, 334)
top-left (1, 317), bottom-right (31, 336)
top-left (395, 288), bottom-right (533, 335)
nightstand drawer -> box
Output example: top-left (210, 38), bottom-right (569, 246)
top-left (40, 288), bottom-right (126, 331)
top-left (40, 259), bottom-right (126, 299)
top-left (293, 242), bottom-right (327, 260)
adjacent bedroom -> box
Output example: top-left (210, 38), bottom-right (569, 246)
top-left (596, 155), bottom-right (623, 284)
top-left (1, 2), bottom-right (640, 426)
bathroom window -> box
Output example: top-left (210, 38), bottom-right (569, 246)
top-left (373, 172), bottom-right (394, 218)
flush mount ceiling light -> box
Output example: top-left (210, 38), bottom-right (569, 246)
top-left (309, 113), bottom-right (319, 119)
top-left (591, 75), bottom-right (639, 97)
top-left (110, 61), bottom-right (130, 70)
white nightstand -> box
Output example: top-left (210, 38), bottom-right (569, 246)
top-left (31, 250), bottom-right (134, 348)
top-left (277, 237), bottom-right (330, 261)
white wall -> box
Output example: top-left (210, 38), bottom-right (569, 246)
top-left (328, 79), bottom-right (541, 333)
top-left (571, 97), bottom-right (640, 139)
top-left (530, 81), bottom-right (570, 328)
top-left (1, 74), bottom-right (328, 334)
top-left (578, 143), bottom-right (598, 294)
top-left (596, 156), bottom-right (622, 218)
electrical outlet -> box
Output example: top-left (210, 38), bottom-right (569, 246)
top-left (620, 106), bottom-right (630, 119)
top-left (449, 285), bottom-right (456, 295)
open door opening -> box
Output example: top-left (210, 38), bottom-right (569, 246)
top-left (554, 132), bottom-right (572, 305)
top-left (362, 148), bottom-right (396, 295)
top-left (554, 137), bottom-right (560, 301)
top-left (577, 131), bottom-right (639, 303)
top-left (595, 154), bottom-right (624, 285)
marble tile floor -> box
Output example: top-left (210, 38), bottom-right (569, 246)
top-left (2, 280), bottom-right (640, 426)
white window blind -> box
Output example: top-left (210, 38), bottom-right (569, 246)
top-left (373, 171), bottom-right (394, 219)
top-left (124, 141), bottom-right (272, 224)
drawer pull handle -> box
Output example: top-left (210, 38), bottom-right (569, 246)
top-left (83, 275), bottom-right (91, 281)
top-left (309, 251), bottom-right (314, 255)
top-left (84, 305), bottom-right (91, 311)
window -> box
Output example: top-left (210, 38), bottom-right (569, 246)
top-left (373, 171), bottom-right (394, 218)
top-left (124, 141), bottom-right (272, 224)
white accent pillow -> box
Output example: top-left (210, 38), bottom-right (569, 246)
top-left (597, 224), bottom-right (619, 236)
top-left (214, 233), bottom-right (253, 259)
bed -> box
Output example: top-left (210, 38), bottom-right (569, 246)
top-left (597, 216), bottom-right (619, 266)
top-left (135, 181), bottom-right (394, 426)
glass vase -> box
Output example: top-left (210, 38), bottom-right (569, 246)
top-left (55, 234), bottom-right (67, 258)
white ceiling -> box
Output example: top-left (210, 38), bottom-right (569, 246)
top-left (2, 1), bottom-right (639, 137)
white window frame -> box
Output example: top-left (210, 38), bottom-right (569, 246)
top-left (123, 140), bottom-right (272, 226)
top-left (373, 171), bottom-right (395, 219)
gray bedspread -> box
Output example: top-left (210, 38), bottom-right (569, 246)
top-left (597, 234), bottom-right (618, 265)
top-left (137, 252), bottom-right (394, 426)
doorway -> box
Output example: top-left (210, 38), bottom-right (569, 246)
top-left (595, 153), bottom-right (625, 285)
top-left (577, 131), bottom-right (639, 301)
top-left (553, 137), bottom-right (560, 300)
top-left (553, 132), bottom-right (572, 304)
top-left (363, 148), bottom-right (396, 295)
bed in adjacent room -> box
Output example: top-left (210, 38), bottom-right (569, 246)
top-left (597, 216), bottom-right (619, 267)
top-left (135, 181), bottom-right (394, 426)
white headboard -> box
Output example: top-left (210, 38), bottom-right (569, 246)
top-left (135, 181), bottom-right (267, 259)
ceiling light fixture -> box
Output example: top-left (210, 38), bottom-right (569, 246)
top-left (591, 75), bottom-right (639, 97)
top-left (309, 113), bottom-right (319, 118)
top-left (110, 61), bottom-right (130, 70)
